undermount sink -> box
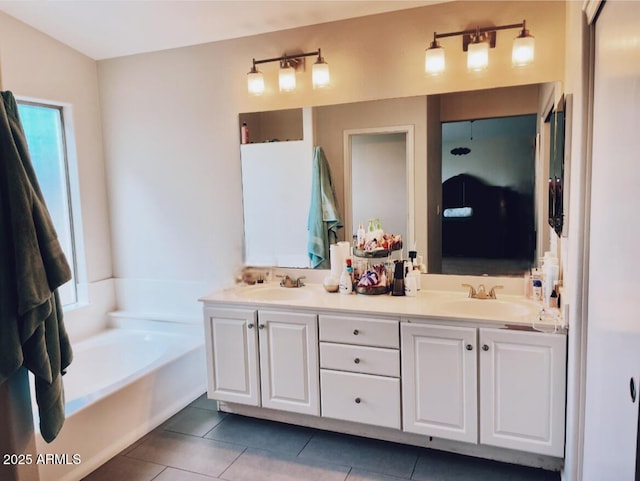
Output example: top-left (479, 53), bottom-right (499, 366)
top-left (235, 286), bottom-right (313, 302)
top-left (435, 298), bottom-right (534, 319)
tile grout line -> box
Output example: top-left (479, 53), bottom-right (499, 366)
top-left (216, 446), bottom-right (249, 481)
top-left (149, 465), bottom-right (169, 481)
top-left (200, 412), bottom-right (232, 439)
top-left (408, 451), bottom-right (420, 480)
top-left (294, 430), bottom-right (316, 457)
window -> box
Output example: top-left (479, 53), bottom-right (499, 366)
top-left (17, 101), bottom-right (80, 306)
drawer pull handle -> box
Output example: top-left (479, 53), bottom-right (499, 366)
top-left (353, 329), bottom-right (359, 336)
top-left (482, 344), bottom-right (489, 351)
top-left (631, 377), bottom-right (637, 403)
top-left (465, 344), bottom-right (473, 351)
top-left (354, 358), bottom-right (360, 364)
top-left (248, 323), bottom-right (254, 329)
top-left (259, 324), bottom-right (265, 330)
top-left (354, 397), bottom-right (361, 404)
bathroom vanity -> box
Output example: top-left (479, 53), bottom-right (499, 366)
top-left (200, 283), bottom-right (566, 469)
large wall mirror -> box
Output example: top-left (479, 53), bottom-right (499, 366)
top-left (239, 81), bottom-right (561, 276)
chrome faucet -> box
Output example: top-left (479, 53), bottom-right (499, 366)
top-left (462, 283), bottom-right (503, 299)
top-left (279, 275), bottom-right (306, 288)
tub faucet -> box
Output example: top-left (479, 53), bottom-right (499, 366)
top-left (462, 283), bottom-right (503, 299)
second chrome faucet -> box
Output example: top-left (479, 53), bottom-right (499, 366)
top-left (462, 283), bottom-right (503, 299)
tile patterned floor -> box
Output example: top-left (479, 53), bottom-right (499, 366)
top-left (83, 395), bottom-right (561, 481)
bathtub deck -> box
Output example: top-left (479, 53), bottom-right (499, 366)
top-left (82, 394), bottom-right (561, 481)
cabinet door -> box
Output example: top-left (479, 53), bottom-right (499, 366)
top-left (258, 310), bottom-right (320, 415)
top-left (204, 307), bottom-right (259, 406)
top-left (479, 328), bottom-right (566, 457)
top-left (401, 322), bottom-right (478, 443)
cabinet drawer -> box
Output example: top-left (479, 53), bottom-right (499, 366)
top-left (319, 315), bottom-right (399, 348)
top-left (320, 370), bottom-right (400, 429)
top-left (320, 342), bottom-right (399, 377)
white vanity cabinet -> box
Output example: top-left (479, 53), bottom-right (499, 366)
top-left (401, 322), bottom-right (478, 443)
top-left (258, 310), bottom-right (320, 416)
top-left (401, 321), bottom-right (567, 456)
top-left (319, 314), bottom-right (401, 429)
top-left (203, 306), bottom-right (319, 416)
top-left (204, 307), bottom-right (260, 406)
top-left (479, 327), bottom-right (567, 457)
top-left (202, 293), bottom-right (567, 470)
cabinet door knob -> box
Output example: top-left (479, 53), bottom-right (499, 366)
top-left (466, 344), bottom-right (473, 351)
top-left (354, 397), bottom-right (361, 404)
top-left (482, 344), bottom-right (489, 351)
top-left (258, 324), bottom-right (265, 330)
top-left (247, 323), bottom-right (254, 329)
top-left (631, 377), bottom-right (637, 403)
top-left (354, 358), bottom-right (360, 364)
top-left (353, 329), bottom-right (359, 336)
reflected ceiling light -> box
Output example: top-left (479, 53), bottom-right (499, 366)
top-left (424, 20), bottom-right (534, 75)
top-left (247, 49), bottom-right (330, 95)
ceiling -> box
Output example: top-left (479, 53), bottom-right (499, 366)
top-left (0, 1), bottom-right (444, 60)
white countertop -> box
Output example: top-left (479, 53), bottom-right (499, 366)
top-left (200, 282), bottom-right (565, 333)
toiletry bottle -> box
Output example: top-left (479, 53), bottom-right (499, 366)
top-left (339, 261), bottom-right (353, 295)
top-left (366, 219), bottom-right (375, 244)
top-left (530, 268), bottom-right (542, 300)
top-left (392, 260), bottom-right (405, 296)
top-left (549, 282), bottom-right (559, 309)
top-left (532, 279), bottom-right (543, 302)
top-left (241, 122), bottom-right (249, 144)
top-left (356, 222), bottom-right (365, 249)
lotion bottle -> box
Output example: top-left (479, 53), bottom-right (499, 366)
top-left (339, 261), bottom-right (353, 294)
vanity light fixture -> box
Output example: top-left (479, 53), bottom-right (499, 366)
top-left (247, 48), bottom-right (330, 95)
top-left (424, 19), bottom-right (534, 75)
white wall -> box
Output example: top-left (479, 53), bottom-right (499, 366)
top-left (0, 12), bottom-right (114, 340)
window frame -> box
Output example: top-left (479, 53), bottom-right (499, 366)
top-left (16, 97), bottom-right (87, 309)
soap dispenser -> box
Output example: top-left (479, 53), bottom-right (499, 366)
top-left (391, 260), bottom-right (405, 296)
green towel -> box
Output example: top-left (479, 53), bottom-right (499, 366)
top-left (308, 146), bottom-right (342, 269)
top-left (0, 91), bottom-right (73, 443)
